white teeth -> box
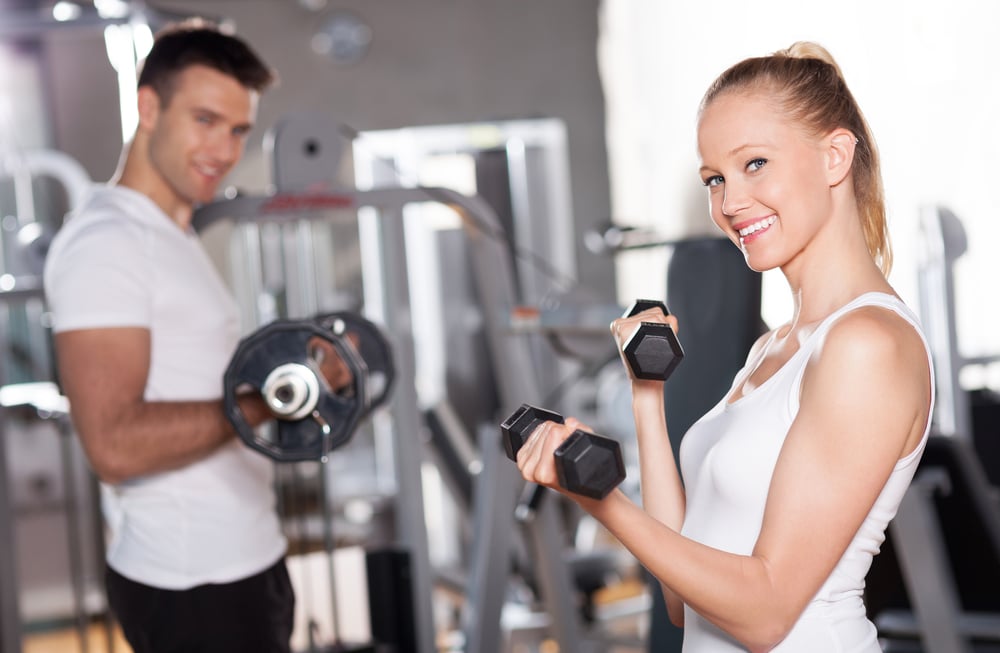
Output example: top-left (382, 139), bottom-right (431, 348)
top-left (738, 215), bottom-right (776, 237)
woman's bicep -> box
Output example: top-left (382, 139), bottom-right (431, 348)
top-left (752, 311), bottom-right (930, 619)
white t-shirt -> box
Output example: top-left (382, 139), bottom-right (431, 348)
top-left (44, 185), bottom-right (286, 590)
top-left (679, 292), bottom-right (934, 652)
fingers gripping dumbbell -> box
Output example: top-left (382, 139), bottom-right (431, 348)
top-left (622, 299), bottom-right (685, 381)
top-left (500, 404), bottom-right (626, 500)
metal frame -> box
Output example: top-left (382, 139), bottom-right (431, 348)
top-left (197, 188), bottom-right (494, 653)
top-left (880, 437), bottom-right (1000, 652)
top-left (0, 148), bottom-right (97, 653)
top-left (0, 3), bottom-right (226, 40)
top-left (888, 468), bottom-right (972, 653)
top-left (917, 206), bottom-right (1000, 439)
top-left (194, 183), bottom-right (617, 653)
top-left (0, 371), bottom-right (22, 653)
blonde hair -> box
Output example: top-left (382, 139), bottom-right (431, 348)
top-left (700, 42), bottom-right (891, 276)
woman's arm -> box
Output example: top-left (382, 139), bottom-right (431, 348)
top-left (615, 313), bottom-right (775, 625)
top-left (519, 307), bottom-right (931, 651)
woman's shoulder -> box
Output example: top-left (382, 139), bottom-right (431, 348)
top-left (814, 296), bottom-right (929, 383)
top-left (828, 292), bottom-right (922, 345)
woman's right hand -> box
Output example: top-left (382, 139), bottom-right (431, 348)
top-left (610, 305), bottom-right (680, 391)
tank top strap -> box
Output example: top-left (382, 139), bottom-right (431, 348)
top-left (786, 292), bottom-right (934, 424)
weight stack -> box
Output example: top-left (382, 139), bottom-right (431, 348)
top-left (366, 548), bottom-right (416, 653)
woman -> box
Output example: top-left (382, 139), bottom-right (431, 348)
top-left (515, 42), bottom-right (934, 652)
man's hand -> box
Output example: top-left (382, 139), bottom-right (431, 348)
top-left (308, 334), bottom-right (358, 394)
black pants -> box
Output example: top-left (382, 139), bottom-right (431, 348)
top-left (105, 558), bottom-right (295, 653)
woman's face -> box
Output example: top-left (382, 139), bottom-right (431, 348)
top-left (696, 91), bottom-right (835, 273)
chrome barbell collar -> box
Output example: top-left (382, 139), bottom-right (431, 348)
top-left (261, 362), bottom-right (320, 420)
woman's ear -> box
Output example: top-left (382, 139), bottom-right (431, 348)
top-left (136, 86), bottom-right (160, 132)
top-left (825, 128), bottom-right (856, 187)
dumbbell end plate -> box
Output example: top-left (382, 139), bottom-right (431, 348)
top-left (554, 429), bottom-right (626, 500)
top-left (623, 322), bottom-right (685, 381)
top-left (499, 403), bottom-right (564, 461)
top-left (624, 298), bottom-right (669, 318)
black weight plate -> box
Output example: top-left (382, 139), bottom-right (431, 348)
top-left (223, 319), bottom-right (367, 462)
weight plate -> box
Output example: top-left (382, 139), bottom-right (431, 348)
top-left (223, 319), bottom-right (368, 462)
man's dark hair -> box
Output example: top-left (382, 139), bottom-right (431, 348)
top-left (137, 21), bottom-right (276, 104)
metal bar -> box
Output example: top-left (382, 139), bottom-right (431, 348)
top-left (422, 400), bottom-right (478, 514)
top-left (57, 415), bottom-right (90, 653)
top-left (0, 345), bottom-right (22, 653)
top-left (239, 223), bottom-right (266, 326)
top-left (963, 354), bottom-right (1000, 367)
top-left (917, 206), bottom-right (971, 439)
top-left (889, 468), bottom-right (972, 653)
top-left (317, 462), bottom-right (343, 644)
top-left (366, 204), bottom-right (436, 653)
top-left (0, 10), bottom-right (130, 39)
top-left (461, 424), bottom-right (523, 653)
top-left (521, 495), bottom-right (590, 652)
top-left (0, 6), bottom-right (227, 40)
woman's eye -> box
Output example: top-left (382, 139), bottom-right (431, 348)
top-left (746, 158), bottom-right (767, 173)
top-left (703, 175), bottom-right (724, 188)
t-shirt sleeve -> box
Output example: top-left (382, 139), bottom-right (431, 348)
top-left (44, 217), bottom-right (154, 333)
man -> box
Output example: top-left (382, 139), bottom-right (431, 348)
top-left (44, 23), bottom-right (294, 652)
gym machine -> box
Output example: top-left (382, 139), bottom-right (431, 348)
top-left (351, 118), bottom-right (668, 651)
top-left (196, 112), bottom-right (654, 652)
top-left (874, 435), bottom-right (1000, 653)
top-left (0, 148), bottom-right (107, 653)
top-left (916, 205), bottom-right (1000, 440)
top-left (863, 206), bottom-right (1000, 652)
top-left (194, 152), bottom-right (560, 653)
top-left (198, 112), bottom-right (553, 652)
top-left (0, 324), bottom-right (21, 653)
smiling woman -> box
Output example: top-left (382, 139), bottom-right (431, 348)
top-left (698, 42), bottom-right (889, 277)
top-left (515, 41), bottom-right (934, 652)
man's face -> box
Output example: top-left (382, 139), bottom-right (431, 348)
top-left (143, 64), bottom-right (258, 210)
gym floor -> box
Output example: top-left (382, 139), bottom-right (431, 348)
top-left (17, 576), bottom-right (649, 653)
top-left (23, 623), bottom-right (130, 653)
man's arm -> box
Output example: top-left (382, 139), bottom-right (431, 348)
top-left (55, 326), bottom-right (270, 484)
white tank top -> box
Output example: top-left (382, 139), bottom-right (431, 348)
top-left (678, 292), bottom-right (934, 652)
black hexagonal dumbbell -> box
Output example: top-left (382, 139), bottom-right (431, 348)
top-left (500, 403), bottom-right (625, 500)
top-left (621, 299), bottom-right (685, 381)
